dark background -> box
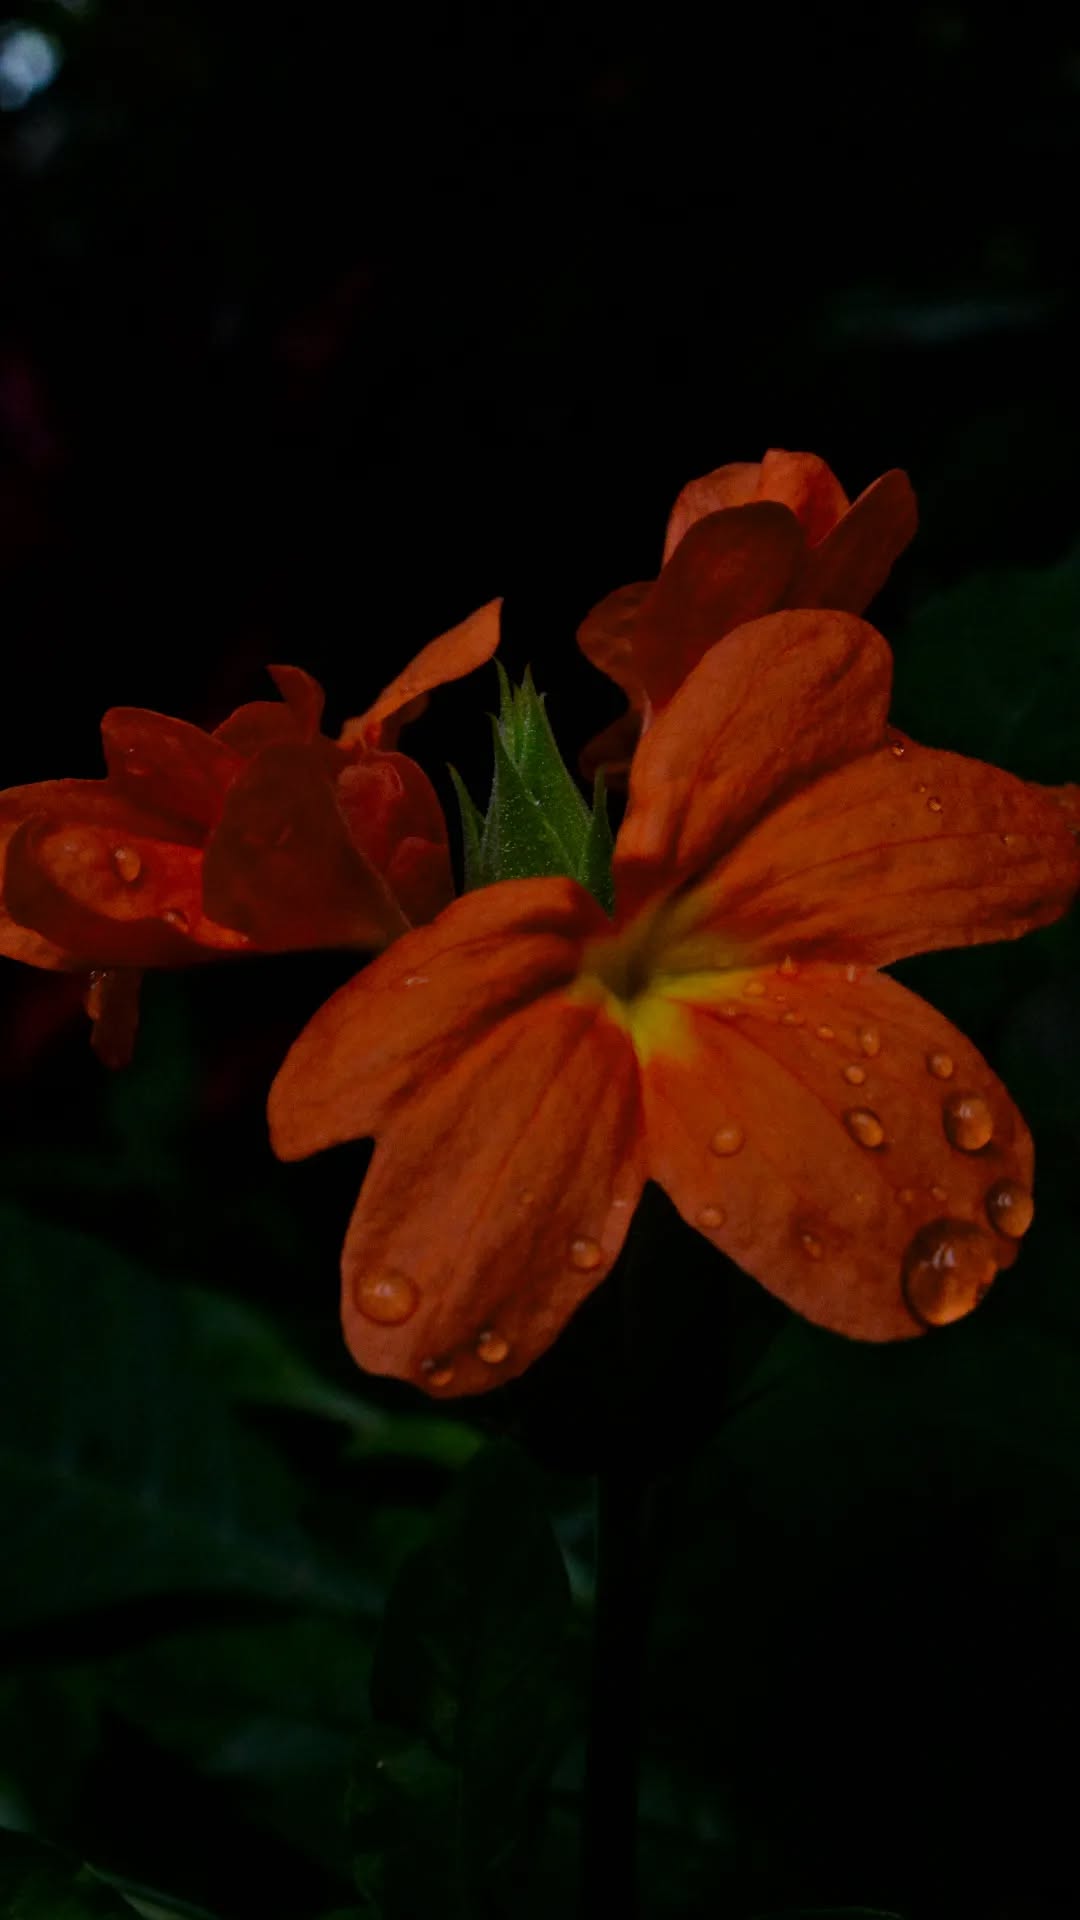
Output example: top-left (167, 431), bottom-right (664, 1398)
top-left (2, 5), bottom-right (1080, 1918)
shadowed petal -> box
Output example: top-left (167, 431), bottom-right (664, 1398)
top-left (644, 965), bottom-right (1032, 1340)
top-left (337, 996), bottom-right (645, 1395)
top-left (202, 743), bottom-right (410, 951)
top-left (101, 709), bottom-right (241, 830)
top-left (266, 664), bottom-right (326, 738)
top-left (700, 734), bottom-right (1080, 967)
top-left (269, 875), bottom-right (605, 1159)
top-left (793, 469), bottom-right (918, 613)
top-left (576, 582), bottom-right (653, 705)
top-left (335, 751), bottom-right (453, 927)
top-left (85, 967), bottom-right (143, 1068)
top-left (579, 706), bottom-right (644, 789)
top-left (615, 610), bottom-right (892, 916)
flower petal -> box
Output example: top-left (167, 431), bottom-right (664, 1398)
top-left (0, 778), bottom-right (174, 968)
top-left (614, 610), bottom-right (892, 917)
top-left (202, 743), bottom-right (410, 951)
top-left (266, 664), bottom-right (326, 739)
top-left (101, 709), bottom-right (240, 831)
top-left (792, 469), bottom-right (918, 614)
top-left (334, 995), bottom-right (645, 1395)
top-left (579, 707), bottom-right (644, 789)
top-left (576, 582), bottom-right (653, 705)
top-left (700, 734), bottom-right (1080, 967)
top-left (335, 751), bottom-right (453, 927)
top-left (644, 965), bottom-right (1032, 1340)
top-left (627, 504), bottom-right (804, 708)
top-left (348, 597), bottom-right (503, 748)
top-left (661, 460), bottom-right (763, 562)
top-left (2, 816), bottom-right (226, 965)
top-left (661, 450), bottom-right (850, 563)
top-left (269, 876), bottom-right (604, 1160)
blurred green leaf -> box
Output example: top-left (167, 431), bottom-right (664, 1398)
top-left (349, 1443), bottom-right (574, 1918)
top-left (893, 551), bottom-right (1080, 780)
top-left (0, 1206), bottom-right (376, 1633)
top-left (0, 1828), bottom-right (141, 1918)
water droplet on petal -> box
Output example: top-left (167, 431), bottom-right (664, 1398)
top-left (1000, 832), bottom-right (1014, 847)
top-left (926, 1050), bottom-right (954, 1079)
top-left (927, 795), bottom-right (944, 814)
top-left (890, 741), bottom-right (906, 758)
top-left (424, 1362), bottom-right (455, 1388)
top-left (778, 954), bottom-right (798, 978)
top-left (844, 1107), bottom-right (886, 1149)
top-left (781, 1009), bottom-right (804, 1026)
top-left (800, 1231), bottom-right (824, 1259)
top-left (569, 1235), bottom-right (603, 1271)
top-left (401, 972), bottom-right (430, 987)
top-left (698, 1204), bottom-right (726, 1229)
top-left (845, 964), bottom-right (859, 984)
top-left (356, 1270), bottom-right (418, 1325)
top-left (719, 1002), bottom-right (742, 1019)
top-left (943, 1090), bottom-right (994, 1152)
top-left (476, 1328), bottom-right (510, 1364)
top-left (111, 844), bottom-right (142, 883)
top-left (916, 783), bottom-right (928, 795)
top-left (816, 1024), bottom-right (835, 1042)
top-left (897, 1187), bottom-right (917, 1207)
top-left (710, 1124), bottom-right (744, 1157)
top-left (930, 1184), bottom-right (948, 1203)
top-left (985, 1179), bottom-right (1035, 1240)
top-left (857, 1025), bottom-right (881, 1057)
top-left (160, 907), bottom-right (190, 932)
top-left (902, 1220), bottom-right (999, 1327)
top-left (842, 1063), bottom-right (867, 1085)
top-left (743, 979), bottom-right (766, 998)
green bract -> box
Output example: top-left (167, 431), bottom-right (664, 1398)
top-left (450, 665), bottom-right (615, 912)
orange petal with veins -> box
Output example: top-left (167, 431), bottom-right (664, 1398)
top-left (347, 597), bottom-right (503, 748)
top-left (3, 816), bottom-right (225, 965)
top-left (793, 468), bottom-right (918, 614)
top-left (615, 609), bottom-right (892, 917)
top-left (645, 965), bottom-right (1031, 1340)
top-left (698, 734), bottom-right (1080, 968)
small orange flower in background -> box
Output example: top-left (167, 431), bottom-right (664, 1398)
top-left (269, 606), bottom-right (1080, 1399)
top-left (579, 448), bottom-right (917, 782)
top-left (0, 601), bottom-right (500, 1062)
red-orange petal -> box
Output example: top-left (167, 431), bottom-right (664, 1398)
top-left (101, 709), bottom-right (241, 832)
top-left (348, 597), bottom-right (503, 748)
top-left (792, 468), bottom-right (918, 614)
top-left (269, 875), bottom-right (605, 1159)
top-left (202, 742), bottom-right (410, 952)
top-left (576, 582), bottom-right (654, 705)
top-left (699, 734), bottom-right (1080, 968)
top-left (661, 450), bottom-right (850, 564)
top-left (579, 706), bottom-right (644, 790)
top-left (0, 778), bottom-right (166, 968)
top-left (661, 460), bottom-right (764, 563)
top-left (644, 964), bottom-right (1032, 1340)
top-left (628, 503), bottom-right (804, 709)
top-left (334, 750), bottom-right (453, 927)
top-left (2, 816), bottom-right (229, 966)
top-left (335, 995), bottom-right (645, 1395)
top-left (266, 664), bottom-right (326, 739)
top-left (614, 609), bottom-right (892, 918)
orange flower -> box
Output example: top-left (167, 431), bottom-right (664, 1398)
top-left (579, 449), bottom-right (917, 782)
top-left (269, 608), bottom-right (1080, 1398)
top-left (0, 600), bottom-right (500, 1062)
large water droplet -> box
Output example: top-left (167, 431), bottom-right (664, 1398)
top-left (160, 907), bottom-right (190, 932)
top-left (356, 1270), bottom-right (418, 1325)
top-left (800, 1231), bottom-right (824, 1259)
top-left (476, 1328), bottom-right (510, 1365)
top-left (423, 1361), bottom-right (455, 1389)
top-left (569, 1235), bottom-right (603, 1271)
top-left (111, 844), bottom-right (142, 883)
top-left (985, 1179), bottom-right (1035, 1240)
top-left (926, 1050), bottom-right (954, 1079)
top-left (842, 1063), bottom-right (867, 1085)
top-left (844, 1107), bottom-right (885, 1149)
top-left (902, 1220), bottom-right (998, 1327)
top-left (942, 1090), bottom-right (994, 1152)
top-left (698, 1203), bottom-right (726, 1229)
top-left (710, 1123), bottom-right (744, 1157)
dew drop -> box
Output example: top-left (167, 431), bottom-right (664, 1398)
top-left (476, 1328), bottom-right (510, 1365)
top-left (710, 1123), bottom-right (744, 1157)
top-left (902, 1220), bottom-right (999, 1327)
top-left (842, 1063), bottom-right (867, 1085)
top-left (927, 795), bottom-right (944, 814)
top-left (743, 978), bottom-right (766, 998)
top-left (916, 783), bottom-right (928, 795)
top-left (698, 1203), bottom-right (726, 1229)
top-left (777, 954), bottom-right (798, 978)
top-left (857, 1024), bottom-right (882, 1057)
top-left (160, 907), bottom-right (190, 932)
top-left (800, 1231), bottom-right (824, 1259)
top-left (401, 972), bottom-right (430, 987)
top-left (930, 1184), bottom-right (948, 1204)
top-left (111, 844), bottom-right (142, 883)
top-left (719, 1002), bottom-right (742, 1019)
top-left (1000, 832), bottom-right (1015, 847)
top-left (356, 1270), bottom-right (418, 1325)
top-left (890, 741), bottom-right (906, 758)
top-left (985, 1178), bottom-right (1035, 1240)
top-left (844, 1107), bottom-right (886, 1150)
top-left (942, 1090), bottom-right (994, 1152)
top-left (780, 1009), bottom-right (804, 1026)
top-left (569, 1235), bottom-right (603, 1271)
top-left (897, 1187), bottom-right (917, 1207)
top-left (816, 1024), bottom-right (835, 1042)
top-left (424, 1363), bottom-right (455, 1389)
top-left (845, 963), bottom-right (859, 984)
top-left (926, 1050), bottom-right (954, 1079)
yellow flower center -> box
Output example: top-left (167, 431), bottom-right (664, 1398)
top-left (569, 886), bottom-right (753, 1061)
